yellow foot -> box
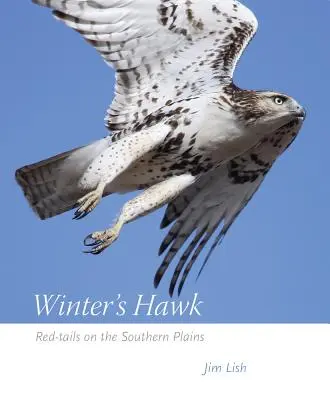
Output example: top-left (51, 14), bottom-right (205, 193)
top-left (73, 187), bottom-right (104, 220)
top-left (83, 222), bottom-right (122, 255)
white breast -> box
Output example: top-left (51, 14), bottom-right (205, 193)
top-left (195, 100), bottom-right (254, 162)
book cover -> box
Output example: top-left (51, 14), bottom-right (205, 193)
top-left (1, 1), bottom-right (329, 398)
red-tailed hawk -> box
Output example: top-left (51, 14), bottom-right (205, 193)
top-left (16, 0), bottom-right (306, 296)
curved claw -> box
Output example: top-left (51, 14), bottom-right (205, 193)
top-left (84, 234), bottom-right (96, 246)
top-left (83, 248), bottom-right (103, 255)
top-left (73, 189), bottom-right (103, 221)
top-left (83, 241), bottom-right (109, 255)
top-left (83, 225), bottom-right (121, 256)
top-left (83, 234), bottom-right (103, 247)
top-left (73, 209), bottom-right (87, 220)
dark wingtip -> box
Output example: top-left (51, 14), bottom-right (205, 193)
top-left (154, 260), bottom-right (169, 289)
top-left (177, 280), bottom-right (184, 297)
top-left (168, 284), bottom-right (174, 298)
top-left (195, 266), bottom-right (204, 282)
top-left (158, 241), bottom-right (168, 256)
top-left (160, 216), bottom-right (171, 229)
top-left (153, 271), bottom-right (161, 289)
top-left (169, 271), bottom-right (180, 299)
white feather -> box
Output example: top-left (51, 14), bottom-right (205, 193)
top-left (33, 0), bottom-right (258, 133)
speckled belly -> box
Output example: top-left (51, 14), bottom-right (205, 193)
top-left (108, 144), bottom-right (215, 192)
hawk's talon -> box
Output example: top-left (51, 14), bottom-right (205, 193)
top-left (83, 234), bottom-right (103, 247)
top-left (83, 234), bottom-right (95, 246)
top-left (82, 240), bottom-right (111, 255)
top-left (83, 224), bottom-right (122, 255)
top-left (73, 210), bottom-right (87, 220)
top-left (73, 188), bottom-right (104, 220)
top-left (83, 247), bottom-right (104, 255)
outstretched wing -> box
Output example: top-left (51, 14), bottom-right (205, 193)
top-left (33, 0), bottom-right (257, 133)
top-left (155, 119), bottom-right (303, 296)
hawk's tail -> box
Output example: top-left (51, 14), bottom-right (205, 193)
top-left (15, 139), bottom-right (109, 220)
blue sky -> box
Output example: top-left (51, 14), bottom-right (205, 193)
top-left (1, 1), bottom-right (329, 323)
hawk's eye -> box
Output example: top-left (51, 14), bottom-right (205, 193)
top-left (273, 96), bottom-right (286, 105)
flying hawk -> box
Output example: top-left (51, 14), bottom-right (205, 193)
top-left (16, 0), bottom-right (306, 296)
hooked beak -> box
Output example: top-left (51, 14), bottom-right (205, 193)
top-left (294, 106), bottom-right (306, 120)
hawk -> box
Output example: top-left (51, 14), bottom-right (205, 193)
top-left (16, 0), bottom-right (306, 296)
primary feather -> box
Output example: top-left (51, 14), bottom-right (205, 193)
top-left (156, 118), bottom-right (303, 295)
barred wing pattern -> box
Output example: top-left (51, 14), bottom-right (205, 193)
top-left (155, 119), bottom-right (303, 296)
top-left (33, 0), bottom-right (257, 134)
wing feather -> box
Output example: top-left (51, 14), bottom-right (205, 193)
top-left (156, 119), bottom-right (303, 296)
top-left (33, 0), bottom-right (258, 133)
top-left (178, 220), bottom-right (221, 295)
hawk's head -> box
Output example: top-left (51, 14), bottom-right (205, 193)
top-left (233, 90), bottom-right (306, 132)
